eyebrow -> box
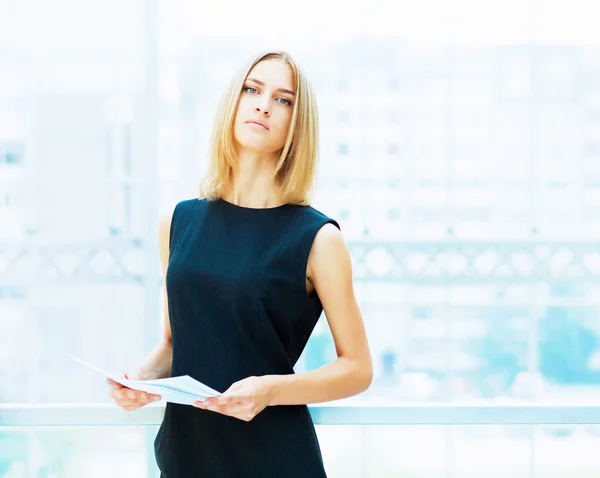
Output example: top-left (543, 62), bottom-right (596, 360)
top-left (246, 78), bottom-right (295, 96)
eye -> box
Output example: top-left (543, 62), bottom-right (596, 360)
top-left (278, 98), bottom-right (292, 106)
top-left (244, 86), bottom-right (258, 94)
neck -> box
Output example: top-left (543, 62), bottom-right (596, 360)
top-left (222, 149), bottom-right (284, 208)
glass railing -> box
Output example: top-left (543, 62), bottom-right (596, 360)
top-left (2, 402), bottom-right (600, 477)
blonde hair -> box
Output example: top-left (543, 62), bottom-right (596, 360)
top-left (198, 50), bottom-right (319, 206)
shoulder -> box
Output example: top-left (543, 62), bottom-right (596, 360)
top-left (299, 205), bottom-right (345, 266)
top-left (306, 219), bottom-right (349, 281)
top-left (159, 197), bottom-right (200, 233)
top-left (311, 221), bottom-right (345, 255)
top-left (293, 204), bottom-right (341, 231)
top-left (166, 197), bottom-right (203, 219)
top-left (176, 197), bottom-right (202, 212)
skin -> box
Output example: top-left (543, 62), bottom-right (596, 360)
top-left (196, 60), bottom-right (372, 420)
top-left (220, 59), bottom-right (296, 209)
top-left (107, 59), bottom-right (373, 420)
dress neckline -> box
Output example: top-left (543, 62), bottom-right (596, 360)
top-left (212, 197), bottom-right (293, 211)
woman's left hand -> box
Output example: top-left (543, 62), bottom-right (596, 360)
top-left (193, 375), bottom-right (275, 422)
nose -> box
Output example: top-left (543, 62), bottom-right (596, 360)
top-left (255, 99), bottom-right (271, 116)
top-left (255, 106), bottom-right (270, 116)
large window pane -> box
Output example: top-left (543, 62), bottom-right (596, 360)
top-left (3, 0), bottom-right (600, 476)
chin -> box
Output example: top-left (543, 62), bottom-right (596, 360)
top-left (235, 136), bottom-right (276, 154)
top-left (237, 140), bottom-right (266, 152)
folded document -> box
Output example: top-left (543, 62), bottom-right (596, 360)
top-left (69, 353), bottom-right (221, 406)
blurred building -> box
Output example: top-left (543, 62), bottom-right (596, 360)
top-left (1, 38), bottom-right (600, 407)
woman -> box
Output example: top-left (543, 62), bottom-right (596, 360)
top-left (107, 50), bottom-right (373, 477)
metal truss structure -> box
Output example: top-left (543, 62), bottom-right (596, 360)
top-left (1, 239), bottom-right (599, 285)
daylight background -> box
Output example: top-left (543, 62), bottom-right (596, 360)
top-left (2, 0), bottom-right (600, 476)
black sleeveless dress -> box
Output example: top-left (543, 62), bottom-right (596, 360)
top-left (153, 197), bottom-right (340, 478)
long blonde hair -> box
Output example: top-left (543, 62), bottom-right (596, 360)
top-left (198, 50), bottom-right (319, 206)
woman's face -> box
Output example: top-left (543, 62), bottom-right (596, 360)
top-left (233, 59), bottom-right (296, 155)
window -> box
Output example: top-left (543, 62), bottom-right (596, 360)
top-left (540, 57), bottom-right (575, 101)
top-left (499, 56), bottom-right (531, 100)
top-left (585, 108), bottom-right (600, 123)
top-left (583, 70), bottom-right (600, 93)
top-left (6, 152), bottom-right (20, 164)
top-left (585, 142), bottom-right (600, 157)
top-left (1, 142), bottom-right (23, 165)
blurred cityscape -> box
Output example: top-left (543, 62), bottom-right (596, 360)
top-left (2, 2), bottom-right (600, 475)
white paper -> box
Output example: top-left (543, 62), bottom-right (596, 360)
top-left (69, 353), bottom-right (222, 406)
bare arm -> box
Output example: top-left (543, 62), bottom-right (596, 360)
top-left (198, 223), bottom-right (372, 419)
top-left (134, 206), bottom-right (175, 380)
top-left (267, 223), bottom-right (372, 405)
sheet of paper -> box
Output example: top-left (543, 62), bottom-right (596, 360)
top-left (69, 353), bottom-right (221, 406)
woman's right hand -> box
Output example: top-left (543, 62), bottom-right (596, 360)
top-left (107, 370), bottom-right (162, 411)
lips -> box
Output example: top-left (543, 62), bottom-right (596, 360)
top-left (246, 120), bottom-right (269, 130)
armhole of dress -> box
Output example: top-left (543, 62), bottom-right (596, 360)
top-left (301, 217), bottom-right (341, 300)
top-left (168, 205), bottom-right (179, 257)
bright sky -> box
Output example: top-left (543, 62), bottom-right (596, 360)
top-left (173, 0), bottom-right (600, 46)
top-left (0, 0), bottom-right (599, 56)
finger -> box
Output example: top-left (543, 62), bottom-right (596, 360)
top-left (217, 408), bottom-right (253, 421)
top-left (111, 389), bottom-right (127, 400)
top-left (203, 403), bottom-right (246, 416)
top-left (121, 395), bottom-right (159, 410)
top-left (139, 393), bottom-right (162, 403)
top-left (109, 385), bottom-right (127, 396)
top-left (106, 378), bottom-right (125, 389)
top-left (118, 390), bottom-right (161, 403)
top-left (221, 403), bottom-right (247, 415)
top-left (114, 388), bottom-right (139, 400)
top-left (110, 388), bottom-right (127, 400)
top-left (115, 394), bottom-right (149, 405)
top-left (125, 389), bottom-right (140, 400)
top-left (213, 395), bottom-right (243, 406)
top-left (109, 384), bottom-right (132, 396)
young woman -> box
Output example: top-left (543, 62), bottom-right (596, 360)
top-left (107, 50), bottom-right (373, 477)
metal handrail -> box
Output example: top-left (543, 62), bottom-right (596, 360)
top-left (2, 402), bottom-right (600, 427)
